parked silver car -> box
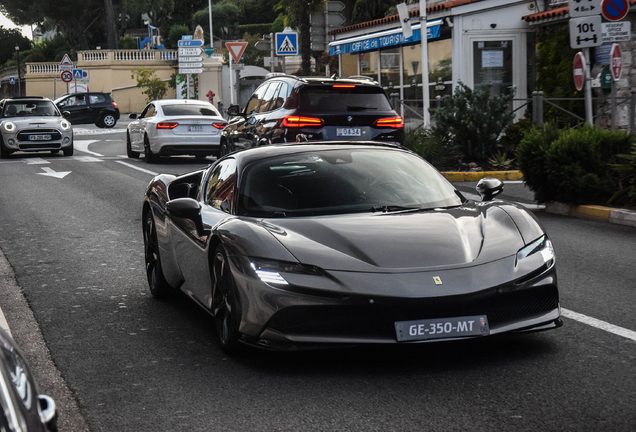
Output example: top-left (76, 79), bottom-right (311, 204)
top-left (127, 99), bottom-right (227, 163)
top-left (0, 97), bottom-right (74, 159)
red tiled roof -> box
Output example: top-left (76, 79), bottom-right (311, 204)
top-left (330, 0), bottom-right (484, 35)
top-left (522, 0), bottom-right (636, 23)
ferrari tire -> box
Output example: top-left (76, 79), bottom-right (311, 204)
top-left (100, 113), bottom-right (117, 128)
top-left (218, 140), bottom-right (229, 158)
top-left (127, 133), bottom-right (140, 159)
top-left (63, 145), bottom-right (74, 157)
top-left (144, 135), bottom-right (157, 163)
top-left (144, 211), bottom-right (175, 298)
top-left (212, 245), bottom-right (241, 354)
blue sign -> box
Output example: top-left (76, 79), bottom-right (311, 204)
top-left (596, 43), bottom-right (612, 65)
top-left (181, 35), bottom-right (193, 40)
top-left (329, 21), bottom-right (442, 56)
top-left (9, 77), bottom-right (15, 85)
top-left (276, 32), bottom-right (298, 56)
top-left (72, 69), bottom-right (83, 79)
top-left (178, 39), bottom-right (204, 47)
top-left (601, 0), bottom-right (629, 21)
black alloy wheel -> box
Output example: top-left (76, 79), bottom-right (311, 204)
top-left (218, 140), bottom-right (229, 158)
top-left (100, 113), bottom-right (116, 128)
top-left (63, 144), bottom-right (74, 156)
top-left (0, 139), bottom-right (11, 159)
top-left (127, 133), bottom-right (140, 158)
top-left (212, 245), bottom-right (240, 354)
top-left (143, 212), bottom-right (174, 298)
top-left (144, 135), bottom-right (157, 163)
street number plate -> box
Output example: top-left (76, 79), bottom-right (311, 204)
top-left (395, 315), bottom-right (489, 342)
top-left (28, 134), bottom-right (52, 141)
top-left (337, 128), bottom-right (361, 137)
top-left (188, 125), bottom-right (204, 132)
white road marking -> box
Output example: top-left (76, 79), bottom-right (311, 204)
top-left (74, 140), bottom-right (102, 156)
top-left (73, 156), bottom-right (103, 163)
top-left (73, 128), bottom-right (126, 136)
top-left (562, 308), bottom-right (636, 342)
top-left (36, 167), bottom-right (72, 179)
top-left (504, 180), bottom-right (524, 184)
top-left (23, 157), bottom-right (50, 165)
top-left (115, 160), bottom-right (158, 176)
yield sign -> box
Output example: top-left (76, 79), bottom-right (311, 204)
top-left (226, 42), bottom-right (248, 64)
top-left (610, 43), bottom-right (622, 81)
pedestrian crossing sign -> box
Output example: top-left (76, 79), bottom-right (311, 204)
top-left (275, 32), bottom-right (298, 56)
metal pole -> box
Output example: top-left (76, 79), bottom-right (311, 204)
top-left (630, 89), bottom-right (635, 134)
top-left (419, 0), bottom-right (430, 127)
top-left (54, 75), bottom-right (57, 99)
top-left (16, 49), bottom-right (21, 97)
top-left (208, 0), bottom-right (214, 49)
top-left (611, 78), bottom-right (616, 131)
top-left (270, 33), bottom-right (275, 73)
top-left (538, 91), bottom-right (544, 126)
top-left (583, 47), bottom-right (593, 126)
top-left (229, 55), bottom-right (234, 105)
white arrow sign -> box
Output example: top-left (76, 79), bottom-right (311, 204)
top-left (178, 62), bottom-right (203, 68)
top-left (37, 167), bottom-right (71, 179)
top-left (178, 56), bottom-right (203, 62)
top-left (178, 47), bottom-right (204, 56)
top-left (179, 68), bottom-right (204, 74)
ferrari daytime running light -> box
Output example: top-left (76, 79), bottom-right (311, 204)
top-left (60, 120), bottom-right (71, 130)
top-left (516, 235), bottom-right (555, 264)
top-left (250, 263), bottom-right (289, 285)
top-left (3, 122), bottom-right (15, 133)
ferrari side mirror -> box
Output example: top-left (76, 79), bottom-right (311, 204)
top-left (476, 178), bottom-right (504, 202)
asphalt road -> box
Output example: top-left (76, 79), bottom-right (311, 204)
top-left (0, 124), bottom-right (634, 431)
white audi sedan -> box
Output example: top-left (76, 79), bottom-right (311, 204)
top-left (126, 99), bottom-right (227, 162)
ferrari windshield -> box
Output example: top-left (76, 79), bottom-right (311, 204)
top-left (3, 100), bottom-right (59, 117)
top-left (237, 148), bottom-right (463, 217)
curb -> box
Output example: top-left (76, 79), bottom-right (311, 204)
top-left (440, 170), bottom-right (524, 182)
top-left (546, 202), bottom-right (636, 228)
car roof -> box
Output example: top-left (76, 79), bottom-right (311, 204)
top-left (226, 141), bottom-right (406, 167)
top-left (263, 74), bottom-right (380, 87)
top-left (153, 99), bottom-right (214, 106)
top-left (4, 96), bottom-right (51, 102)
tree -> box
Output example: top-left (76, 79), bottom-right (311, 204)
top-left (132, 67), bottom-right (168, 102)
top-left (275, 0), bottom-right (324, 75)
top-left (0, 26), bottom-right (31, 67)
top-left (350, 0), bottom-right (401, 24)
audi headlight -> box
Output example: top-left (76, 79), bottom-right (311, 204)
top-left (60, 120), bottom-right (71, 131)
top-left (516, 235), bottom-right (555, 266)
top-left (3, 122), bottom-right (15, 133)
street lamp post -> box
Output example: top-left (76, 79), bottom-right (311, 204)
top-left (15, 46), bottom-right (22, 97)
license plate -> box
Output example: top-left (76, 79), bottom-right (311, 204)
top-left (395, 315), bottom-right (489, 342)
top-left (28, 134), bottom-right (52, 141)
top-left (337, 128), bottom-right (361, 137)
top-left (188, 125), bottom-right (204, 132)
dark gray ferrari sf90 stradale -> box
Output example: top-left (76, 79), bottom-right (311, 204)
top-left (142, 142), bottom-right (561, 352)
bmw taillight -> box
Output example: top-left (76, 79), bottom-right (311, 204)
top-left (212, 122), bottom-right (227, 129)
top-left (374, 116), bottom-right (404, 128)
top-left (156, 122), bottom-right (179, 129)
top-left (283, 116), bottom-right (324, 128)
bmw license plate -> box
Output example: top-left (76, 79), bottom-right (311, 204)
top-left (28, 134), bottom-right (52, 141)
top-left (395, 315), bottom-right (489, 342)
top-left (337, 128), bottom-right (361, 137)
top-left (188, 125), bottom-right (204, 132)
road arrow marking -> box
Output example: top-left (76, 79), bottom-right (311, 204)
top-left (36, 167), bottom-right (71, 179)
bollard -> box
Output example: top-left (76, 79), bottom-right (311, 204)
top-left (537, 91), bottom-right (544, 126)
top-left (630, 89), bottom-right (635, 134)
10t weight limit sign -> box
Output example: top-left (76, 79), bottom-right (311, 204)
top-left (569, 15), bottom-right (603, 48)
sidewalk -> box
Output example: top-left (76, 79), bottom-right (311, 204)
top-left (444, 170), bottom-right (636, 228)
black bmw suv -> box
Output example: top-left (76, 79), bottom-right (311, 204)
top-left (54, 92), bottom-right (120, 128)
top-left (221, 75), bottom-right (404, 156)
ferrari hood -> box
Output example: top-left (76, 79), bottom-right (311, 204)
top-left (260, 204), bottom-right (525, 272)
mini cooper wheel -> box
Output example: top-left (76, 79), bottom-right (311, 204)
top-left (212, 245), bottom-right (240, 354)
top-left (144, 212), bottom-right (174, 298)
top-left (127, 133), bottom-right (140, 158)
top-left (63, 145), bottom-right (74, 156)
top-left (144, 135), bottom-right (158, 163)
top-left (0, 140), bottom-right (11, 159)
top-left (100, 113), bottom-right (116, 128)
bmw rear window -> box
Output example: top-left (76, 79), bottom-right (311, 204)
top-left (162, 105), bottom-right (220, 117)
top-left (298, 86), bottom-right (393, 112)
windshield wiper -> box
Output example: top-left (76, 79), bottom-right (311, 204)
top-left (371, 205), bottom-right (423, 213)
top-left (347, 106), bottom-right (377, 111)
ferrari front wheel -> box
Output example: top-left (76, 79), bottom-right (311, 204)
top-left (144, 211), bottom-right (174, 298)
top-left (212, 245), bottom-right (240, 354)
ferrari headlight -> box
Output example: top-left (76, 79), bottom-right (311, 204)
top-left (250, 258), bottom-right (323, 286)
top-left (250, 261), bottom-right (289, 285)
top-left (516, 235), bottom-right (555, 266)
top-left (60, 120), bottom-right (71, 130)
top-left (3, 122), bottom-right (15, 133)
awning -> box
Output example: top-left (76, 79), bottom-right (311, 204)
top-left (329, 20), bottom-right (443, 56)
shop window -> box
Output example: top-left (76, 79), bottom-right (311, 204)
top-left (473, 40), bottom-right (513, 96)
top-left (360, 51), bottom-right (379, 81)
top-left (341, 53), bottom-right (358, 78)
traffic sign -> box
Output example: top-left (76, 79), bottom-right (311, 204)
top-left (226, 42), bottom-right (248, 64)
top-left (178, 39), bottom-right (204, 47)
top-left (59, 54), bottom-right (73, 71)
top-left (602, 21), bottom-right (631, 42)
top-left (179, 56), bottom-right (203, 63)
top-left (601, 0), bottom-right (629, 21)
top-left (178, 47), bottom-right (204, 56)
top-left (610, 43), bottom-right (622, 81)
top-left (72, 69), bottom-right (83, 79)
top-left (568, 0), bottom-right (601, 17)
top-left (61, 71), bottom-right (73, 83)
top-left (276, 32), bottom-right (298, 56)
top-left (9, 77), bottom-right (15, 85)
top-left (573, 52), bottom-right (586, 91)
top-left (178, 62), bottom-right (203, 68)
top-left (569, 15), bottom-right (602, 48)
top-left (178, 68), bottom-right (203, 74)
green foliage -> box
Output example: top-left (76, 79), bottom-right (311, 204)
top-left (118, 35), bottom-right (137, 50)
top-left (608, 143), bottom-right (636, 206)
top-left (498, 118), bottom-right (535, 154)
top-left (431, 82), bottom-right (515, 162)
top-left (193, 2), bottom-right (241, 40)
top-left (517, 125), bottom-right (633, 205)
top-left (535, 26), bottom-right (583, 127)
top-left (404, 127), bottom-right (459, 171)
top-left (131, 67), bottom-right (168, 103)
top-left (351, 0), bottom-right (400, 24)
top-left (0, 26), bottom-right (31, 66)
top-left (487, 151), bottom-right (515, 171)
top-left (271, 14), bottom-right (286, 33)
top-left (238, 24), bottom-right (273, 37)
top-left (167, 24), bottom-right (191, 49)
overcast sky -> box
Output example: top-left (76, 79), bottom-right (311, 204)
top-left (0, 13), bottom-right (33, 39)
